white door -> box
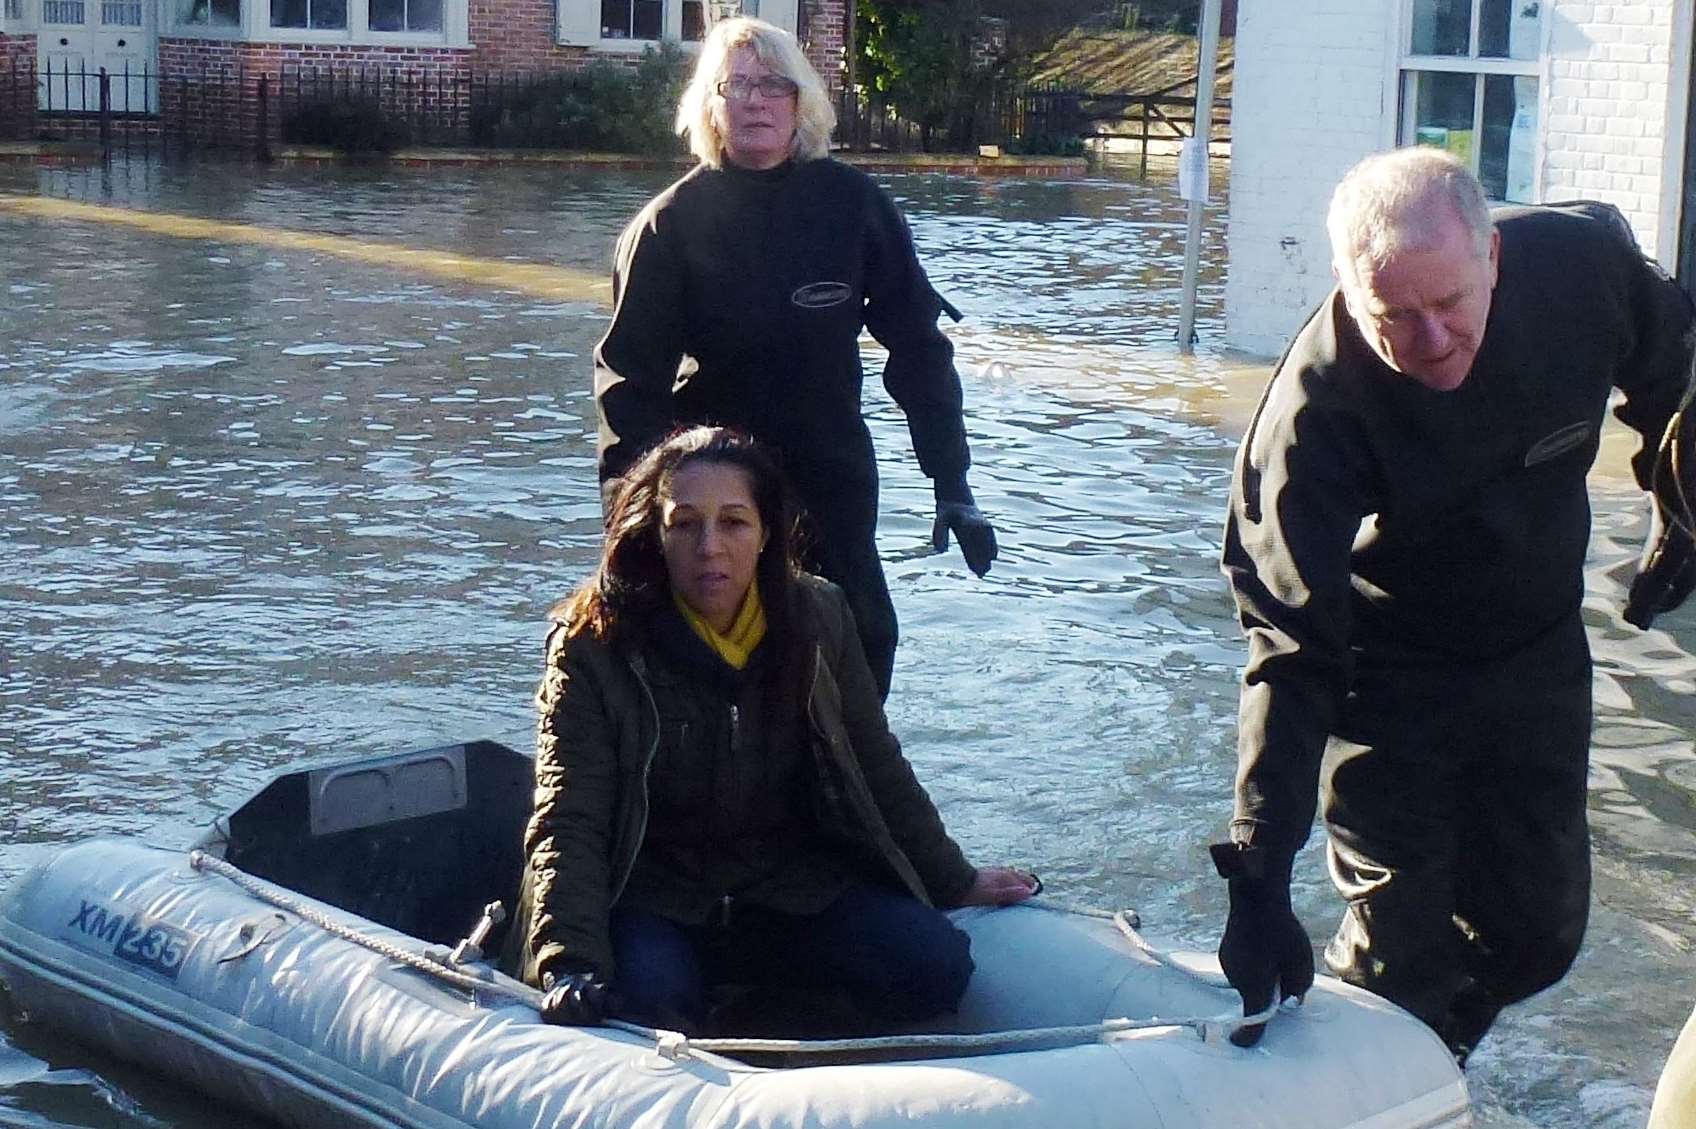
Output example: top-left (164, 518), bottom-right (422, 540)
top-left (38, 0), bottom-right (154, 112)
top-left (95, 0), bottom-right (154, 112)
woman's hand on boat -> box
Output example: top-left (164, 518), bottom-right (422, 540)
top-left (957, 867), bottom-right (1041, 907)
top-left (539, 969), bottom-right (614, 1026)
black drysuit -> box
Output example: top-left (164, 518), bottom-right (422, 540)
top-left (1223, 202), bottom-right (1694, 1051)
top-left (594, 158), bottom-right (971, 697)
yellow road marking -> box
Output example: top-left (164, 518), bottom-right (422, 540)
top-left (0, 194), bottom-right (612, 304)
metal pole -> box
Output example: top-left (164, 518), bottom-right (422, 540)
top-left (258, 73), bottom-right (271, 161)
top-left (98, 68), bottom-right (111, 160)
top-left (1177, 0), bottom-right (1222, 354)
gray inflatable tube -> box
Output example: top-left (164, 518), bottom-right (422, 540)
top-left (0, 838), bottom-right (1472, 1129)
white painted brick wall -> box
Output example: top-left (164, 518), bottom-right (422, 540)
top-left (1224, 0), bottom-right (1682, 359)
top-left (1223, 0), bottom-right (1394, 358)
top-left (1542, 0), bottom-right (1677, 256)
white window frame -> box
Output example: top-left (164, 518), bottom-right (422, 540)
top-left (1392, 0), bottom-right (1548, 203)
top-left (168, 0), bottom-right (244, 37)
top-left (558, 0), bottom-right (701, 52)
top-left (164, 0), bottom-right (467, 47)
top-left (556, 0), bottom-right (794, 52)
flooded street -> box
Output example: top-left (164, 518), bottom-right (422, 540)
top-left (1, 156), bottom-right (1694, 1129)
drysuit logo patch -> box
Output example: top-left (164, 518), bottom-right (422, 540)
top-left (1524, 422), bottom-right (1592, 467)
top-left (791, 281), bottom-right (853, 309)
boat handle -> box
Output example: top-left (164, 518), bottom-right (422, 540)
top-left (219, 913), bottom-right (290, 963)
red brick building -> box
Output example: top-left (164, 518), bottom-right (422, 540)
top-left (1, 0), bottom-right (845, 127)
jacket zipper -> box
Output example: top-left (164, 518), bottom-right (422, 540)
top-left (719, 702), bottom-right (740, 926)
top-left (609, 658), bottom-right (662, 906)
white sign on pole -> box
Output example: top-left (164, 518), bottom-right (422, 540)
top-left (1178, 137), bottom-right (1209, 204)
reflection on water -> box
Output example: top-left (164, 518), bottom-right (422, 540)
top-left (1, 156), bottom-right (1693, 1129)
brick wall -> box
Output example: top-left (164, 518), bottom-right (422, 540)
top-left (1541, 0), bottom-right (1679, 260)
top-left (1222, 0), bottom-right (1393, 357)
top-left (802, 0), bottom-right (844, 92)
top-left (0, 32), bottom-right (32, 70)
top-left (158, 39), bottom-right (472, 145)
top-left (0, 33), bottom-right (38, 140)
top-left (468, 0), bottom-right (589, 71)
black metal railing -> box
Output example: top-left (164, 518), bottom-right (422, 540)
top-left (2, 58), bottom-right (255, 156)
top-left (0, 56), bottom-right (1229, 167)
top-left (275, 64), bottom-right (471, 150)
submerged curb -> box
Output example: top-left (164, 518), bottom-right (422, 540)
top-left (0, 139), bottom-right (1090, 178)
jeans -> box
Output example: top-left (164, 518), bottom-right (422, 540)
top-left (609, 883), bottom-right (973, 1034)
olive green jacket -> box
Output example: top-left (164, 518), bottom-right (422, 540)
top-left (515, 574), bottom-right (976, 985)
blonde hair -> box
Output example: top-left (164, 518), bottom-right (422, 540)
top-left (1327, 147), bottom-right (1494, 292)
top-left (674, 16), bottom-right (835, 168)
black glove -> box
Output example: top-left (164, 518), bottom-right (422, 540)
top-left (1211, 841), bottom-right (1314, 1047)
top-left (538, 969), bottom-right (612, 1027)
top-left (931, 476), bottom-right (998, 577)
top-left (1625, 497), bottom-right (1696, 629)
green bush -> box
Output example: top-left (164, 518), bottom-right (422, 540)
top-left (281, 96), bottom-right (412, 154)
top-left (857, 0), bottom-right (994, 151)
top-left (470, 44), bottom-right (689, 153)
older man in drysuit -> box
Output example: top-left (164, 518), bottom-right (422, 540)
top-left (1210, 146), bottom-right (1696, 1064)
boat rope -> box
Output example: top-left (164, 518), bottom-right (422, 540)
top-left (189, 851), bottom-right (539, 1004)
top-left (188, 851), bottom-right (1278, 1062)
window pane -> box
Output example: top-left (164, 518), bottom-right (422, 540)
top-left (1410, 0), bottom-right (1471, 56)
top-left (270, 0), bottom-right (304, 28)
top-left (190, 0), bottom-right (239, 26)
top-left (369, 0), bottom-right (400, 30)
top-left (408, 0), bottom-right (439, 30)
top-left (309, 0), bottom-right (344, 28)
top-left (681, 0), bottom-right (701, 40)
top-left (601, 0), bottom-right (627, 37)
top-left (632, 0), bottom-right (659, 38)
top-left (1406, 69), bottom-right (1477, 167)
top-left (1481, 74), bottom-right (1537, 202)
top-left (1479, 0), bottom-right (1539, 59)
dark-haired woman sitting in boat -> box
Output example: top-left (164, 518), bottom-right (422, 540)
top-left (513, 426), bottom-right (1036, 1034)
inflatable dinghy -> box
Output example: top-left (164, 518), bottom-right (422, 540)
top-left (0, 740), bottom-right (1471, 1128)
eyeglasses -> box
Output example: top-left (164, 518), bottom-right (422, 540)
top-left (715, 76), bottom-right (799, 101)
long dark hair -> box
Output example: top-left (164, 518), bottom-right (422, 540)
top-left (556, 426), bottom-right (805, 654)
